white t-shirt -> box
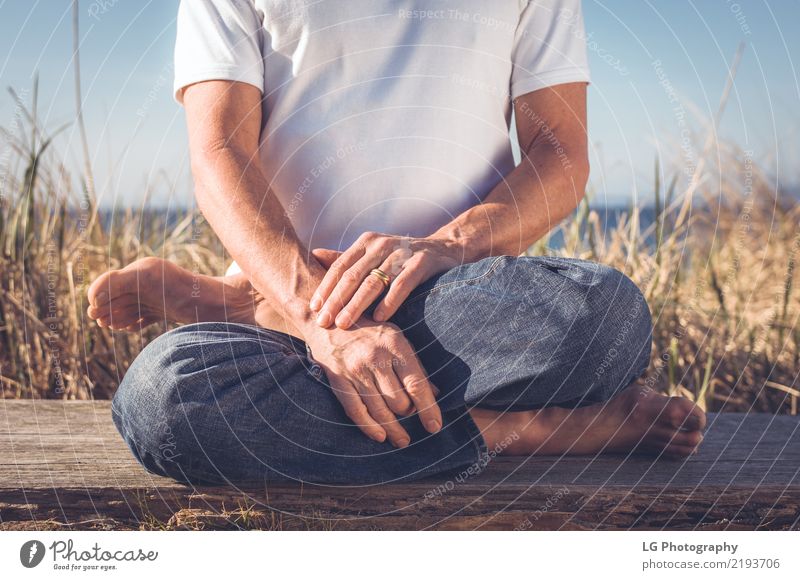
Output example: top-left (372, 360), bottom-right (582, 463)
top-left (174, 0), bottom-right (590, 256)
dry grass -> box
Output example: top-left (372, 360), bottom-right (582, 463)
top-left (0, 80), bottom-right (224, 400)
top-left (1, 80), bottom-right (798, 414)
top-left (533, 153), bottom-right (800, 415)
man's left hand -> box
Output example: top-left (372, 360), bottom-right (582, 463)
top-left (309, 233), bottom-right (462, 328)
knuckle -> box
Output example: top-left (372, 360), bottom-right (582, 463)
top-left (328, 261), bottom-right (348, 275)
top-left (350, 369), bottom-right (372, 387)
top-left (390, 398), bottom-right (415, 416)
top-left (382, 293), bottom-right (404, 310)
top-left (386, 338), bottom-right (405, 355)
top-left (326, 268), bottom-right (346, 285)
top-left (404, 376), bottom-right (430, 397)
top-left (342, 269), bottom-right (363, 284)
top-left (377, 238), bottom-right (396, 253)
top-left (359, 231), bottom-right (378, 244)
top-left (344, 405), bottom-right (367, 422)
top-left (391, 246), bottom-right (413, 260)
top-left (373, 406), bottom-right (396, 422)
top-left (406, 252), bottom-right (425, 267)
top-left (364, 275), bottom-right (384, 291)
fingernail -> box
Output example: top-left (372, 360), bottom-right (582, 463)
top-left (316, 311), bottom-right (332, 327)
top-left (372, 431), bottom-right (386, 443)
top-left (395, 437), bottom-right (410, 448)
top-left (309, 296), bottom-right (322, 311)
top-left (335, 314), bottom-right (351, 328)
top-left (425, 420), bottom-right (441, 433)
top-left (373, 308), bottom-right (385, 321)
top-left (96, 291), bottom-right (108, 304)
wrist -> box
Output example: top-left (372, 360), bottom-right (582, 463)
top-left (277, 295), bottom-right (320, 338)
top-left (426, 227), bottom-right (477, 264)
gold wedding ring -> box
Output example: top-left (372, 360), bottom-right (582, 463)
top-left (369, 268), bottom-right (391, 288)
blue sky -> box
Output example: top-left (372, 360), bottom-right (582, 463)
top-left (0, 0), bottom-right (798, 208)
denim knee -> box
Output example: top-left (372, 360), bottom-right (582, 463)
top-left (111, 327), bottom-right (203, 483)
top-left (586, 264), bottom-right (653, 399)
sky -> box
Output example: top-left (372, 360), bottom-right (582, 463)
top-left (0, 0), bottom-right (798, 209)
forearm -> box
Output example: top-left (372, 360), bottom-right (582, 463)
top-left (429, 144), bottom-right (589, 262)
top-left (192, 146), bottom-right (324, 339)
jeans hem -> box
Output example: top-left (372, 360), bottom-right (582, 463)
top-left (455, 405), bottom-right (491, 478)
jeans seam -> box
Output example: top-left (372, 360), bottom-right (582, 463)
top-left (402, 255), bottom-right (507, 308)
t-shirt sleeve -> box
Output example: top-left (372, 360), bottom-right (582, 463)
top-left (173, 0), bottom-right (264, 104)
top-left (510, 0), bottom-right (591, 99)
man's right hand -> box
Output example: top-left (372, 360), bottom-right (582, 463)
top-left (303, 319), bottom-right (442, 448)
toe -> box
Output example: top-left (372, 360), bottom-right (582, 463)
top-left (662, 444), bottom-right (698, 458)
top-left (88, 271), bottom-right (114, 307)
top-left (100, 294), bottom-right (150, 314)
top-left (106, 307), bottom-right (151, 330)
top-left (88, 265), bottom-right (147, 308)
top-left (665, 397), bottom-right (699, 430)
top-left (88, 304), bottom-right (109, 320)
top-left (689, 406), bottom-right (707, 431)
top-left (656, 427), bottom-right (703, 448)
top-left (122, 315), bottom-right (159, 332)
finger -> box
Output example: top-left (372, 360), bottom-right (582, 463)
top-left (327, 375), bottom-right (387, 443)
top-left (310, 246), bottom-right (365, 323)
top-left (310, 248), bottom-right (343, 271)
top-left (394, 347), bottom-right (442, 434)
top-left (373, 366), bottom-right (415, 416)
top-left (372, 262), bottom-right (425, 322)
top-left (334, 270), bottom-right (388, 329)
top-left (354, 375), bottom-right (411, 448)
top-left (320, 253), bottom-right (384, 326)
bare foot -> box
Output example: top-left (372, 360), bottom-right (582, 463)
top-left (86, 257), bottom-right (257, 331)
top-left (470, 384), bottom-right (706, 458)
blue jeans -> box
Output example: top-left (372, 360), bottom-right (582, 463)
top-left (111, 255), bottom-right (652, 485)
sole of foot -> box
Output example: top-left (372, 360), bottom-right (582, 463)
top-left (471, 384), bottom-right (706, 459)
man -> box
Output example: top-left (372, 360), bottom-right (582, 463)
top-left (90, 0), bottom-right (705, 485)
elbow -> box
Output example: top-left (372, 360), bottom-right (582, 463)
top-left (190, 149), bottom-right (215, 188)
top-left (554, 155), bottom-right (589, 218)
top-left (190, 141), bottom-right (227, 182)
top-left (189, 141), bottom-right (249, 191)
top-left (571, 156), bottom-right (590, 206)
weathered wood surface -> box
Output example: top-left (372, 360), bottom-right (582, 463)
top-left (1, 401), bottom-right (798, 530)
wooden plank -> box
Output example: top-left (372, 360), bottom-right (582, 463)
top-left (2, 402), bottom-right (799, 487)
top-left (1, 401), bottom-right (799, 530)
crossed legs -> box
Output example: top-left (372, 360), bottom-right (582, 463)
top-left (89, 256), bottom-right (705, 479)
